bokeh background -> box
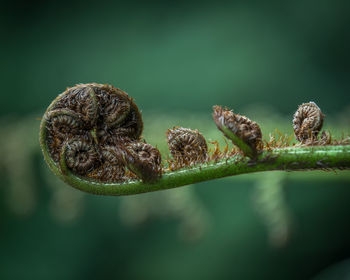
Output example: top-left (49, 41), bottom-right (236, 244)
top-left (1, 0), bottom-right (350, 279)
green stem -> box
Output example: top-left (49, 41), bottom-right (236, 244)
top-left (219, 125), bottom-right (256, 158)
top-left (43, 133), bottom-right (350, 195)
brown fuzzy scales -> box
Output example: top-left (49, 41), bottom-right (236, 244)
top-left (208, 140), bottom-right (238, 162)
top-left (43, 83), bottom-right (160, 182)
top-left (88, 145), bottom-right (127, 182)
top-left (212, 105), bottom-right (263, 153)
top-left (293, 102), bottom-right (324, 144)
top-left (265, 130), bottom-right (295, 150)
top-left (167, 127), bottom-right (208, 170)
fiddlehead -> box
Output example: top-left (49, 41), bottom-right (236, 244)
top-left (212, 105), bottom-right (262, 158)
top-left (293, 101), bottom-right (324, 144)
top-left (167, 127), bottom-right (208, 170)
top-left (64, 139), bottom-right (99, 175)
top-left (40, 83), bottom-right (160, 186)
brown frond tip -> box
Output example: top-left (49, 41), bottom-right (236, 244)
top-left (123, 142), bottom-right (162, 182)
top-left (293, 101), bottom-right (325, 143)
top-left (213, 105), bottom-right (262, 152)
top-left (167, 127), bottom-right (208, 168)
top-left (65, 139), bottom-right (99, 175)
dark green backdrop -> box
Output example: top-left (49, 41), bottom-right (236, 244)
top-left (1, 0), bottom-right (350, 279)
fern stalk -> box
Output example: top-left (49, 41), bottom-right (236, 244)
top-left (42, 140), bottom-right (350, 196)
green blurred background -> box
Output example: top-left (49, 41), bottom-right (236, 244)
top-left (1, 0), bottom-right (350, 279)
